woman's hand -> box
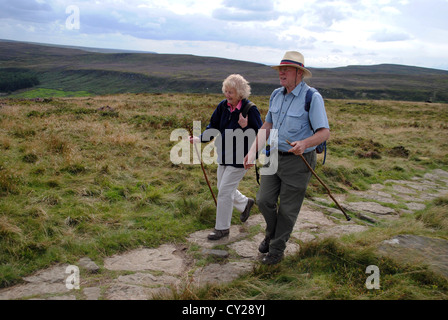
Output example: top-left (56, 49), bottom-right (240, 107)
top-left (238, 113), bottom-right (248, 128)
top-left (244, 149), bottom-right (256, 169)
top-left (189, 136), bottom-right (200, 144)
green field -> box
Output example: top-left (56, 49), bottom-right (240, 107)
top-left (10, 88), bottom-right (93, 98)
top-left (1, 93), bottom-right (447, 299)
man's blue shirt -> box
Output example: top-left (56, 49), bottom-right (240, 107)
top-left (266, 81), bottom-right (329, 153)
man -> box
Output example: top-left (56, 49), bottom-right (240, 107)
top-left (244, 51), bottom-right (330, 265)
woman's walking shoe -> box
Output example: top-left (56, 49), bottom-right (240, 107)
top-left (207, 229), bottom-right (230, 240)
top-left (240, 198), bottom-right (255, 222)
top-left (261, 252), bottom-right (283, 265)
top-left (258, 236), bottom-right (270, 254)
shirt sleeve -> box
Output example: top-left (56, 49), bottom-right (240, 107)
top-left (265, 110), bottom-right (273, 124)
top-left (265, 88), bottom-right (282, 124)
top-left (309, 92), bottom-right (330, 131)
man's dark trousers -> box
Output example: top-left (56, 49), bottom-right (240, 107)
top-left (257, 151), bottom-right (316, 255)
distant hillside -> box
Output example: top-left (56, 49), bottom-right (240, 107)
top-left (0, 40), bottom-right (157, 54)
top-left (1, 40), bottom-right (447, 102)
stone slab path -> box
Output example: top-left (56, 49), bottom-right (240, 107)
top-left (1, 169), bottom-right (447, 300)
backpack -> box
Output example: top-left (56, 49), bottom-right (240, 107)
top-left (305, 88), bottom-right (327, 165)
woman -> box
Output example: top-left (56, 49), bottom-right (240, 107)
top-left (190, 74), bottom-right (263, 240)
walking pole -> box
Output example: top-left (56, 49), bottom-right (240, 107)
top-left (286, 140), bottom-right (351, 221)
top-left (188, 127), bottom-right (217, 207)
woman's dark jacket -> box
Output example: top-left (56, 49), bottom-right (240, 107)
top-left (201, 99), bottom-right (263, 168)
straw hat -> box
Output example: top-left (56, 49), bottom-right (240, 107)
top-left (271, 51), bottom-right (312, 78)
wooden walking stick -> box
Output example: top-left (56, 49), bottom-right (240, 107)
top-left (286, 140), bottom-right (351, 221)
top-left (188, 127), bottom-right (217, 207)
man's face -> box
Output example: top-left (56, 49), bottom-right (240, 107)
top-left (278, 66), bottom-right (301, 88)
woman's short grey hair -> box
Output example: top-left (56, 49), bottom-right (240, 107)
top-left (222, 74), bottom-right (251, 100)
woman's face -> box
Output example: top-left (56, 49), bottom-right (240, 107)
top-left (224, 87), bottom-right (239, 106)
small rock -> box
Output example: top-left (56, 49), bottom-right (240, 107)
top-left (405, 202), bottom-right (426, 211)
top-left (78, 257), bottom-right (100, 273)
top-left (344, 202), bottom-right (395, 215)
top-left (201, 249), bottom-right (229, 258)
top-left (393, 185), bottom-right (416, 195)
top-left (229, 234), bottom-right (265, 259)
top-left (46, 294), bottom-right (77, 300)
top-left (320, 225), bottom-right (369, 238)
top-left (105, 283), bottom-right (154, 300)
top-left (379, 235), bottom-right (448, 279)
top-left (192, 262), bottom-right (253, 286)
top-left (117, 272), bottom-right (180, 288)
top-left (291, 231), bottom-right (316, 243)
top-left (104, 245), bottom-right (185, 275)
top-left (357, 212), bottom-right (378, 224)
top-left (382, 239), bottom-right (400, 245)
top-left (433, 169), bottom-right (448, 178)
top-left (83, 287), bottom-right (101, 300)
top-left (351, 190), bottom-right (398, 204)
top-left (23, 264), bottom-right (69, 284)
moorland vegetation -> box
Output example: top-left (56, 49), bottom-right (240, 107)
top-left (1, 93), bottom-right (447, 299)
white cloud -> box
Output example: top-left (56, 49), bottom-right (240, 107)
top-left (212, 8), bottom-right (280, 21)
top-left (381, 6), bottom-right (401, 14)
top-left (0, 0), bottom-right (447, 70)
top-left (212, 0), bottom-right (279, 21)
top-left (222, 0), bottom-right (275, 11)
top-left (370, 29), bottom-right (412, 42)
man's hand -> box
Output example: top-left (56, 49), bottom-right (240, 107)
top-left (287, 128), bottom-right (330, 155)
top-left (287, 140), bottom-right (307, 155)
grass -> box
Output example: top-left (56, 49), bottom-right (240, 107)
top-left (176, 196), bottom-right (448, 300)
top-left (186, 233), bottom-right (448, 300)
top-left (0, 93), bottom-right (447, 299)
top-left (0, 93), bottom-right (219, 286)
top-left (10, 88), bottom-right (93, 98)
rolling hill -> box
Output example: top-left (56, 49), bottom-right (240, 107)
top-left (1, 39), bottom-right (448, 102)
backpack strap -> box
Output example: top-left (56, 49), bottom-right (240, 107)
top-left (305, 87), bottom-right (317, 131)
top-left (319, 141), bottom-right (327, 165)
top-left (305, 87), bottom-right (327, 165)
top-left (241, 100), bottom-right (262, 184)
top-left (305, 87), bottom-right (317, 113)
top-left (241, 100), bottom-right (255, 118)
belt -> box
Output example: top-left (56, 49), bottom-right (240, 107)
top-left (278, 151), bottom-right (294, 156)
top-left (278, 150), bottom-right (315, 156)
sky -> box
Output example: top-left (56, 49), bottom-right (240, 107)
top-left (0, 0), bottom-right (447, 70)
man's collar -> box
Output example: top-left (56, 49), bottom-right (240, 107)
top-left (283, 81), bottom-right (305, 96)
